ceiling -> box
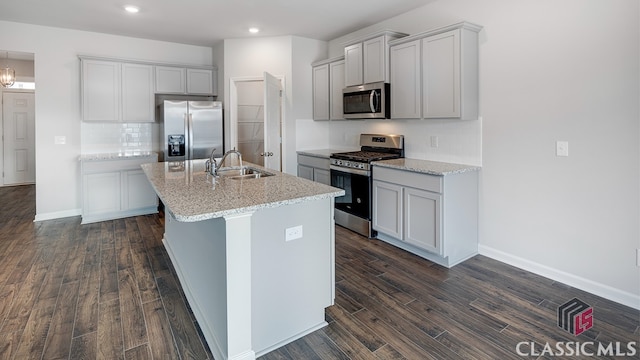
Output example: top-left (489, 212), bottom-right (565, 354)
top-left (0, 0), bottom-right (433, 49)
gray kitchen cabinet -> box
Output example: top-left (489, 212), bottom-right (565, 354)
top-left (372, 165), bottom-right (477, 267)
top-left (122, 63), bottom-right (155, 122)
top-left (297, 154), bottom-right (330, 185)
top-left (329, 60), bottom-right (345, 120)
top-left (81, 155), bottom-right (158, 224)
top-left (155, 66), bottom-right (186, 94)
top-left (81, 58), bottom-right (154, 122)
top-left (312, 63), bottom-right (330, 120)
top-left (155, 66), bottom-right (217, 95)
top-left (312, 57), bottom-right (344, 120)
top-left (344, 31), bottom-right (407, 87)
top-left (81, 59), bottom-right (121, 122)
top-left (389, 39), bottom-right (421, 119)
top-left (389, 22), bottom-right (482, 120)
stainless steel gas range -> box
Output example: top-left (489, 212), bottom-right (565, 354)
top-left (330, 134), bottom-right (404, 238)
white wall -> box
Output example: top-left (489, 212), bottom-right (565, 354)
top-left (222, 36), bottom-right (326, 174)
top-left (328, 0), bottom-right (640, 308)
top-left (0, 21), bottom-right (214, 220)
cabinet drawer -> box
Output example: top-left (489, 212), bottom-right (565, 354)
top-left (297, 154), bottom-right (330, 170)
top-left (373, 166), bottom-right (442, 193)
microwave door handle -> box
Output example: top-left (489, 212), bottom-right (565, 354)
top-left (369, 90), bottom-right (376, 112)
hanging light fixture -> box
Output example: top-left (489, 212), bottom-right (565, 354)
top-left (1, 52), bottom-right (16, 88)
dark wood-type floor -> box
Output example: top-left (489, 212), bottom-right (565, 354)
top-left (0, 185), bottom-right (637, 360)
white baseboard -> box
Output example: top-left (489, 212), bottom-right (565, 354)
top-left (34, 209), bottom-right (82, 222)
top-left (478, 245), bottom-right (640, 310)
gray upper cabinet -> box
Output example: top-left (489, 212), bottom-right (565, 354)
top-left (343, 31), bottom-right (407, 87)
top-left (81, 58), bottom-right (154, 122)
top-left (389, 22), bottom-right (482, 120)
top-left (81, 59), bottom-right (120, 122)
top-left (312, 56), bottom-right (345, 121)
top-left (156, 66), bottom-right (217, 95)
top-left (155, 66), bottom-right (186, 94)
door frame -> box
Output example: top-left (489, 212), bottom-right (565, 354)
top-left (229, 75), bottom-right (286, 170)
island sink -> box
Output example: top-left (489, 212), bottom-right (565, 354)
top-left (216, 166), bottom-right (274, 180)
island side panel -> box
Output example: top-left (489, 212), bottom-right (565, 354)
top-left (163, 213), bottom-right (230, 360)
top-left (250, 197), bottom-right (335, 356)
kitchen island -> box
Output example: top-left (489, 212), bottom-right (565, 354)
top-left (141, 160), bottom-right (344, 360)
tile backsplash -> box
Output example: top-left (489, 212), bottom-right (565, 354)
top-left (81, 122), bottom-right (153, 154)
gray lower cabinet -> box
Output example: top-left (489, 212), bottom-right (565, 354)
top-left (297, 154), bottom-right (330, 185)
top-left (372, 165), bottom-right (477, 267)
top-left (81, 155), bottom-right (159, 224)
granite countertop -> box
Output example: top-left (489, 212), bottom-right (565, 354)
top-left (141, 159), bottom-right (345, 222)
top-left (79, 151), bottom-right (158, 161)
top-left (373, 158), bottom-right (481, 176)
top-left (296, 148), bottom-right (358, 158)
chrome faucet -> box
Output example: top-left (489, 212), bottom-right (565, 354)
top-left (217, 148), bottom-right (243, 172)
top-left (205, 148), bottom-right (217, 175)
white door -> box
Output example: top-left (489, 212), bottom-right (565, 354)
top-left (3, 92), bottom-right (36, 185)
top-left (263, 72), bottom-right (282, 171)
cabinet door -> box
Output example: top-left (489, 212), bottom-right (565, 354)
top-left (155, 66), bottom-right (186, 94)
top-left (83, 172), bottom-right (121, 215)
top-left (372, 180), bottom-right (403, 239)
top-left (344, 43), bottom-right (363, 87)
top-left (404, 187), bottom-right (442, 254)
top-left (312, 64), bottom-right (330, 120)
top-left (313, 168), bottom-right (331, 185)
top-left (329, 60), bottom-right (345, 120)
top-left (297, 165), bottom-right (314, 181)
top-left (363, 36), bottom-right (385, 84)
top-left (122, 169), bottom-right (158, 211)
top-left (82, 60), bottom-right (120, 121)
top-left (187, 68), bottom-right (214, 95)
top-left (422, 29), bottom-right (461, 118)
top-left (390, 40), bottom-right (422, 119)
top-left (122, 63), bottom-right (154, 122)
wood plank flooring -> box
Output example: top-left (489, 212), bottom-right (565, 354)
top-left (0, 184), bottom-right (638, 359)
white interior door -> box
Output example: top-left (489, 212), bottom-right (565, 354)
top-left (263, 72), bottom-right (282, 171)
top-left (3, 92), bottom-right (36, 185)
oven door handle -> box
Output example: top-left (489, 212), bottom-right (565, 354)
top-left (330, 165), bottom-right (370, 177)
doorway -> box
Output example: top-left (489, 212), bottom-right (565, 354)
top-left (229, 73), bottom-right (284, 172)
top-left (0, 51), bottom-right (36, 187)
top-left (3, 92), bottom-right (36, 185)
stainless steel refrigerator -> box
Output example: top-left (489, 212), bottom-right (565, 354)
top-left (160, 100), bottom-right (223, 162)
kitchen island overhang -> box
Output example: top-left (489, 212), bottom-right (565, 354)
top-left (141, 160), bottom-right (344, 360)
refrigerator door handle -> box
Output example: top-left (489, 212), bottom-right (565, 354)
top-left (187, 113), bottom-right (194, 159)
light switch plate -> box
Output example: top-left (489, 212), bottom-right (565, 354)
top-left (556, 141), bottom-right (569, 157)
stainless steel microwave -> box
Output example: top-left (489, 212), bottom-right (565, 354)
top-left (342, 82), bottom-right (390, 119)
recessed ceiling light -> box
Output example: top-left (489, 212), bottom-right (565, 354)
top-left (124, 5), bottom-right (140, 13)
top-left (249, 27), bottom-right (260, 34)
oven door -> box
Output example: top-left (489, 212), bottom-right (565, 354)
top-left (330, 165), bottom-right (371, 220)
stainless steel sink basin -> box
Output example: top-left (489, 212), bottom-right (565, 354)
top-left (217, 166), bottom-right (274, 180)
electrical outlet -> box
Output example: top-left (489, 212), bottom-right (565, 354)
top-left (556, 141), bottom-right (569, 157)
top-left (285, 225), bottom-right (303, 241)
top-left (54, 136), bottom-right (66, 145)
top-left (430, 136), bottom-right (439, 148)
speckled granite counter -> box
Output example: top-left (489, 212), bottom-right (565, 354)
top-left (141, 159), bottom-right (344, 222)
top-left (79, 151), bottom-right (158, 161)
top-left (296, 148), bottom-right (357, 158)
top-left (372, 158), bottom-right (480, 176)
